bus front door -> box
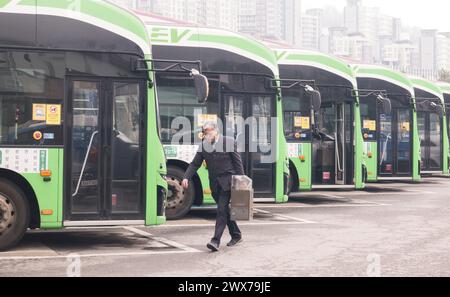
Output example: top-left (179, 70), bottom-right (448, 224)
top-left (223, 94), bottom-right (275, 198)
top-left (313, 102), bottom-right (352, 186)
top-left (66, 79), bottom-right (145, 221)
top-left (379, 109), bottom-right (412, 176)
top-left (418, 112), bottom-right (443, 173)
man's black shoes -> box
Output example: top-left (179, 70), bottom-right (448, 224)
top-left (207, 238), bottom-right (242, 251)
top-left (207, 241), bottom-right (219, 252)
top-left (227, 237), bottom-right (243, 247)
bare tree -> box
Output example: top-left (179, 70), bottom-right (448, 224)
top-left (438, 69), bottom-right (450, 83)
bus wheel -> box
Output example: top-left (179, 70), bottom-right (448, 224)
top-left (286, 173), bottom-right (294, 195)
top-left (0, 179), bottom-right (30, 251)
top-left (288, 167), bottom-right (299, 194)
top-left (165, 166), bottom-right (195, 220)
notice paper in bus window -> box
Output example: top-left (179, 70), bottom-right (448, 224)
top-left (363, 120), bottom-right (377, 131)
top-left (294, 117), bottom-right (310, 129)
top-left (32, 104), bottom-right (46, 121)
top-left (197, 114), bottom-right (218, 127)
top-left (46, 104), bottom-right (62, 125)
top-left (401, 122), bottom-right (410, 132)
top-left (301, 117), bottom-right (310, 129)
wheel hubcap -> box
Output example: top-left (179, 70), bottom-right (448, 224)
top-left (166, 176), bottom-right (185, 209)
top-left (0, 194), bottom-right (15, 235)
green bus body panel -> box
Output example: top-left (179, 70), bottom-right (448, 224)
top-left (0, 0), bottom-right (11, 8)
top-left (354, 66), bottom-right (421, 181)
top-left (289, 143), bottom-right (312, 190)
top-left (18, 149), bottom-right (63, 229)
top-left (412, 111), bottom-right (422, 180)
top-left (439, 83), bottom-right (450, 170)
top-left (364, 142), bottom-right (378, 182)
top-left (146, 55), bottom-right (167, 225)
top-left (411, 78), bottom-right (445, 104)
top-left (189, 34), bottom-right (278, 73)
top-left (443, 115), bottom-right (450, 174)
top-left (17, 0), bottom-right (148, 42)
top-left (354, 103), bottom-right (365, 189)
top-left (354, 67), bottom-right (414, 93)
top-left (282, 53), bottom-right (354, 79)
top-left (148, 26), bottom-right (279, 76)
top-left (198, 167), bottom-right (214, 205)
top-left (276, 90), bottom-right (289, 202)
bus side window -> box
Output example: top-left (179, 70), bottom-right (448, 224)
top-left (0, 51), bottom-right (64, 146)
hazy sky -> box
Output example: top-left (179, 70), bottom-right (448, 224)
top-left (303, 0), bottom-right (450, 32)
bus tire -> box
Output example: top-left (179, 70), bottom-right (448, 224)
top-left (288, 165), bottom-right (299, 194)
top-left (165, 166), bottom-right (195, 220)
top-left (0, 178), bottom-right (30, 251)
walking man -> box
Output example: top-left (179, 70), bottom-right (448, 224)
top-left (182, 122), bottom-right (245, 252)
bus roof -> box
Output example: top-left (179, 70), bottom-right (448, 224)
top-left (437, 82), bottom-right (450, 95)
top-left (352, 64), bottom-right (415, 96)
top-left (0, 0), bottom-right (150, 55)
top-left (137, 12), bottom-right (279, 77)
top-left (269, 47), bottom-right (356, 87)
top-left (410, 77), bottom-right (444, 103)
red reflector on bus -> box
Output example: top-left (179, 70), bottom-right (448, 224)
top-left (40, 170), bottom-right (52, 177)
top-left (41, 209), bottom-right (53, 215)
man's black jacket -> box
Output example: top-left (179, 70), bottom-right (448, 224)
top-left (183, 136), bottom-right (245, 192)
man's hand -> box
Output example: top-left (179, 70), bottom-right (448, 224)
top-left (182, 179), bottom-right (189, 189)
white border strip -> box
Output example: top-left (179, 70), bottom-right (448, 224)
top-left (123, 226), bottom-right (200, 253)
top-left (0, 250), bottom-right (199, 261)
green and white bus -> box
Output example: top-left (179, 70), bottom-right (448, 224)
top-left (411, 77), bottom-right (449, 175)
top-left (138, 13), bottom-right (289, 219)
top-left (0, 1), bottom-right (170, 250)
top-left (271, 48), bottom-right (365, 191)
top-left (437, 82), bottom-right (450, 169)
top-left (353, 65), bottom-right (421, 181)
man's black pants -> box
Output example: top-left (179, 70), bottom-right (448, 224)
top-left (211, 184), bottom-right (241, 245)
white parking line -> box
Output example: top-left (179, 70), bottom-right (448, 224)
top-left (123, 226), bottom-right (200, 253)
top-left (319, 194), bottom-right (347, 199)
top-left (348, 199), bottom-right (387, 206)
top-left (403, 189), bottom-right (437, 194)
top-left (159, 221), bottom-right (315, 228)
top-left (0, 227), bottom-right (202, 261)
top-left (0, 250), bottom-right (201, 261)
top-left (257, 203), bottom-right (389, 209)
top-left (254, 209), bottom-right (317, 224)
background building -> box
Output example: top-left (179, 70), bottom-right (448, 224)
top-left (109, 0), bottom-right (450, 80)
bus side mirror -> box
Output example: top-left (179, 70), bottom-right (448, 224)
top-left (191, 69), bottom-right (209, 104)
top-left (430, 102), bottom-right (444, 117)
top-left (377, 95), bottom-right (392, 115)
top-left (305, 85), bottom-right (321, 111)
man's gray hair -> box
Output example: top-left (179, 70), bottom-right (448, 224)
top-left (203, 121), bottom-right (218, 131)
